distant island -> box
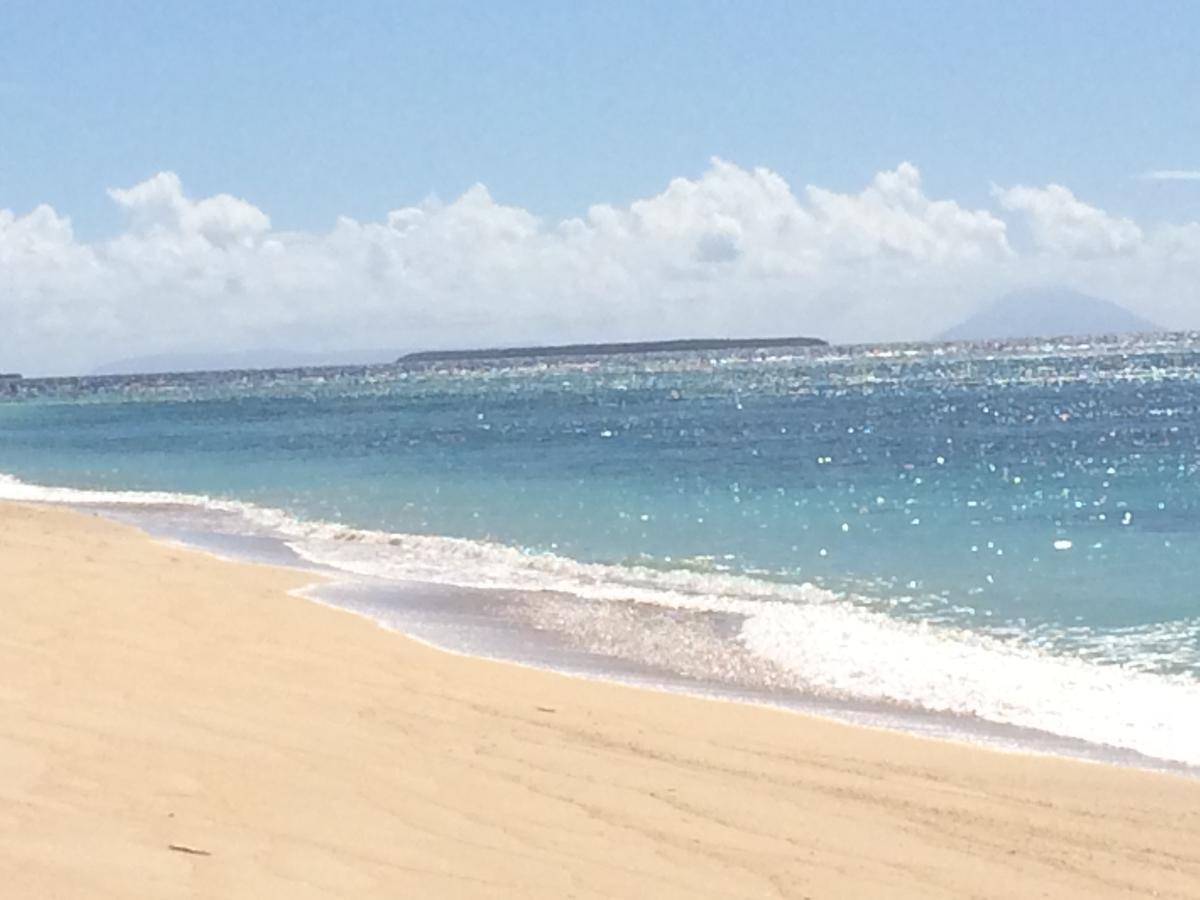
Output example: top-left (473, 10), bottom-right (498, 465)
top-left (93, 348), bottom-right (405, 376)
top-left (398, 336), bottom-right (827, 365)
top-left (939, 288), bottom-right (1160, 342)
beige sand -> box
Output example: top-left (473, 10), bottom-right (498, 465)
top-left (1, 501), bottom-right (1198, 899)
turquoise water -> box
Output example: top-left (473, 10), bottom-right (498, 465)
top-left (2, 336), bottom-right (1199, 767)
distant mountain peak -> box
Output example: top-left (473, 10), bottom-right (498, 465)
top-left (938, 288), bottom-right (1159, 342)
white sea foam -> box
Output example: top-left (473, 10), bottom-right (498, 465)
top-left (739, 606), bottom-right (1200, 766)
top-left (4, 472), bottom-right (1199, 767)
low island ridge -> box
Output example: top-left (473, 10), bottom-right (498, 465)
top-left (398, 335), bottom-right (827, 365)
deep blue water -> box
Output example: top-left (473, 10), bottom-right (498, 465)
top-left (2, 336), bottom-right (1199, 766)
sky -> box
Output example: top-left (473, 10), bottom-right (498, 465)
top-left (2, 1), bottom-right (1199, 375)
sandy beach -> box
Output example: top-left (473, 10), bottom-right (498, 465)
top-left (2, 500), bottom-right (1198, 899)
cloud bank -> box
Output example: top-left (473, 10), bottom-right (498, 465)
top-left (2, 160), bottom-right (1199, 374)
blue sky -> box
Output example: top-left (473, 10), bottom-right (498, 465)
top-left (4, 1), bottom-right (1197, 237)
top-left (2, 1), bottom-right (1200, 374)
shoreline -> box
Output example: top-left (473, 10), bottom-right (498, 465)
top-left (301, 580), bottom-right (1198, 779)
top-left (3, 500), bottom-right (1200, 897)
top-left (2, 467), bottom-right (1198, 775)
top-left (82, 496), bottom-right (1200, 777)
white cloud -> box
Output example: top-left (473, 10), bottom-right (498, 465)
top-left (108, 171), bottom-right (270, 247)
top-left (995, 183), bottom-right (1142, 258)
top-left (807, 162), bottom-right (1011, 264)
top-left (0, 161), bottom-right (1198, 375)
top-left (1141, 170), bottom-right (1200, 182)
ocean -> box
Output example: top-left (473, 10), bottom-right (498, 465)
top-left (2, 335), bottom-right (1198, 771)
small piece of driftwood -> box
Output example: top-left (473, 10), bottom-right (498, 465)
top-left (168, 844), bottom-right (212, 856)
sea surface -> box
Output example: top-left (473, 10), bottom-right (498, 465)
top-left (2, 336), bottom-right (1199, 771)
